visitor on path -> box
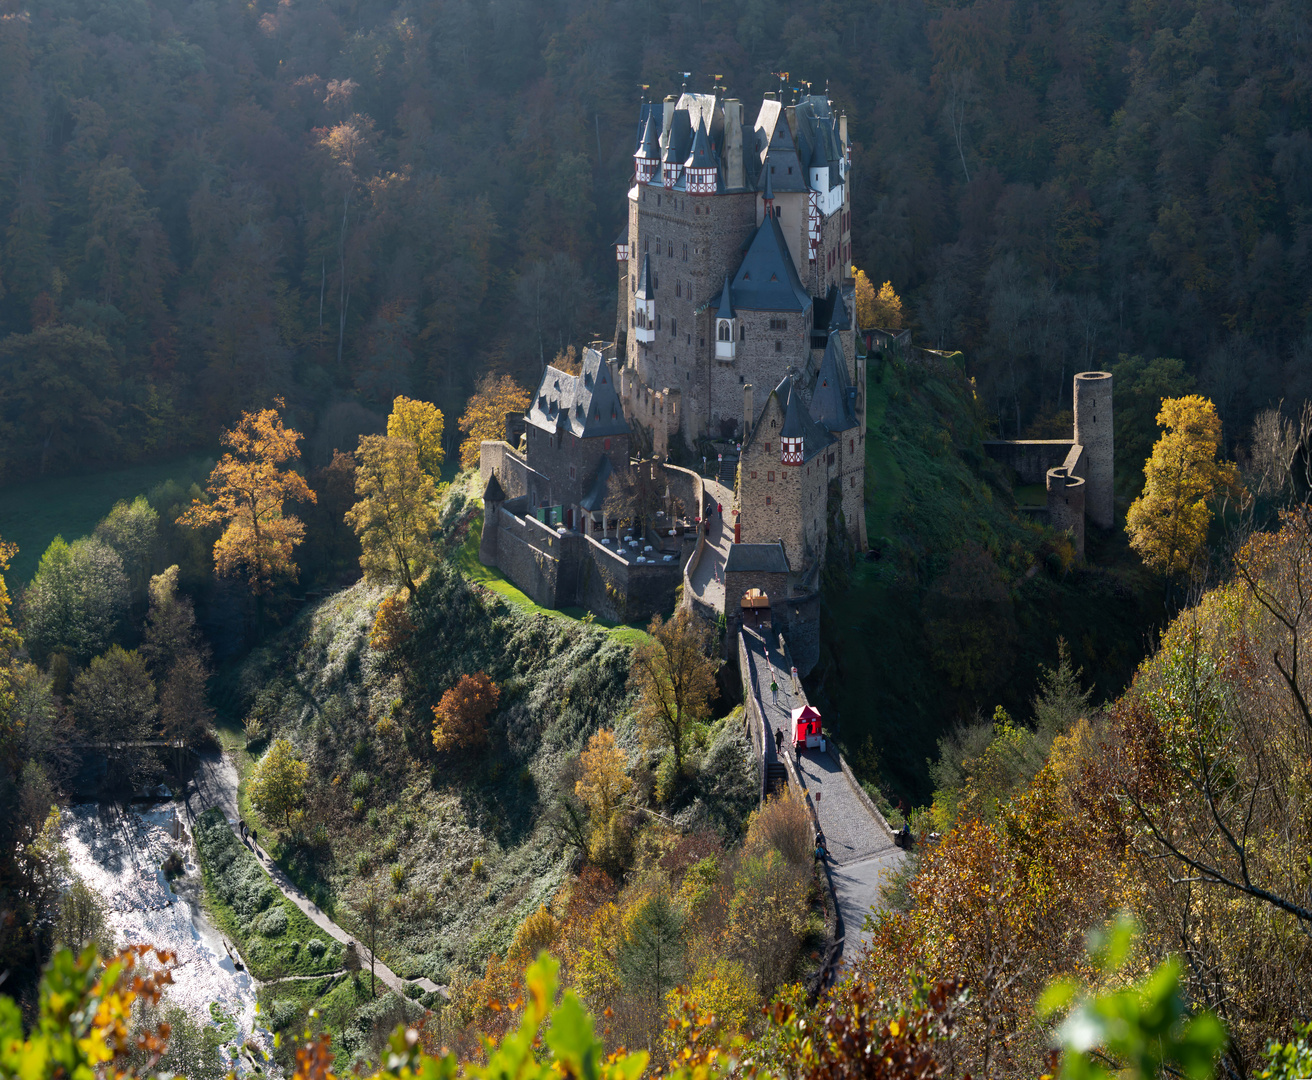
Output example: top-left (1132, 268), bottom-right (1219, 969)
top-left (774, 726), bottom-right (784, 752)
top-left (250, 829), bottom-right (258, 854)
top-left (239, 818), bottom-right (246, 838)
top-left (716, 502), bottom-right (723, 517)
top-left (771, 679), bottom-right (779, 704)
top-left (814, 831), bottom-right (830, 861)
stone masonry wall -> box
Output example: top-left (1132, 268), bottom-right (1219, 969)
top-left (738, 397), bottom-right (829, 571)
top-left (982, 439), bottom-right (1077, 485)
top-left (709, 308), bottom-right (812, 440)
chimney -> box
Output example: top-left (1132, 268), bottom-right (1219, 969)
top-left (839, 111), bottom-right (848, 149)
top-left (785, 103), bottom-right (797, 140)
top-left (763, 91), bottom-right (777, 101)
top-left (724, 99), bottom-right (744, 190)
top-left (661, 95), bottom-right (676, 154)
top-left (743, 383), bottom-right (754, 440)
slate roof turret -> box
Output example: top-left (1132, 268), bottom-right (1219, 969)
top-left (684, 119), bottom-right (717, 169)
top-left (809, 334), bottom-right (858, 433)
top-left (776, 374), bottom-right (833, 462)
top-left (635, 110), bottom-right (661, 161)
top-left (636, 252), bottom-right (655, 299)
top-left (715, 275), bottom-right (735, 319)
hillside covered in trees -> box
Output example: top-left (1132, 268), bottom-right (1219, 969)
top-left (2, 0), bottom-right (1310, 480)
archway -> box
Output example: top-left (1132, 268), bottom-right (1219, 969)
top-left (740, 587), bottom-right (771, 631)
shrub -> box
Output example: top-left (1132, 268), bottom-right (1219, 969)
top-left (382, 836), bottom-right (399, 861)
top-left (367, 808), bottom-right (380, 830)
top-left (353, 798), bottom-right (366, 818)
top-left (391, 865), bottom-right (406, 889)
top-left (355, 852), bottom-right (371, 876)
top-left (744, 788), bottom-right (813, 867)
top-left (470, 857), bottom-right (485, 879)
top-left (350, 772), bottom-right (371, 798)
top-left (268, 998), bottom-right (300, 1032)
top-left (307, 939), bottom-right (326, 959)
top-left (258, 906), bottom-right (288, 938)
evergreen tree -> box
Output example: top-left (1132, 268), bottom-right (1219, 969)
top-left (617, 893), bottom-right (684, 1009)
top-left (1032, 637), bottom-right (1092, 738)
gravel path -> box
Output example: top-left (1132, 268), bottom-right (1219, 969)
top-left (184, 749), bottom-right (444, 998)
top-left (687, 479), bottom-right (734, 613)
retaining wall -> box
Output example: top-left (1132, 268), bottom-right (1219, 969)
top-left (982, 439), bottom-right (1077, 485)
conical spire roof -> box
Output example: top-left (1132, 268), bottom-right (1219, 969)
top-left (635, 252), bottom-right (655, 299)
top-left (809, 334), bottom-right (857, 433)
top-left (684, 119), bottom-right (716, 169)
top-left (635, 111), bottom-right (661, 160)
top-left (715, 275), bottom-right (735, 319)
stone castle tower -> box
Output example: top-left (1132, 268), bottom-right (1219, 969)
top-left (1073, 371), bottom-right (1113, 530)
top-left (615, 89), bottom-right (856, 452)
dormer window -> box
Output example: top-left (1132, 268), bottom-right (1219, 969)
top-left (781, 436), bottom-right (803, 464)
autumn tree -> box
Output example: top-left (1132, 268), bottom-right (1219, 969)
top-left (387, 396), bottom-right (445, 479)
top-left (369, 593), bottom-right (415, 653)
top-left (604, 460), bottom-right (667, 534)
top-left (854, 270), bottom-right (904, 330)
top-left (248, 737), bottom-right (308, 826)
top-left (458, 374), bottom-right (531, 468)
top-left (630, 609), bottom-right (719, 774)
top-left (575, 728), bottom-right (632, 869)
top-left (344, 435), bottom-right (440, 596)
top-left (1125, 395), bottom-right (1242, 575)
top-left (431, 671), bottom-right (500, 752)
top-left (179, 400), bottom-right (315, 630)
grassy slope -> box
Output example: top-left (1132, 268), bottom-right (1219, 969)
top-left (0, 455), bottom-right (212, 586)
top-left (216, 563), bottom-right (641, 985)
top-left (817, 355), bottom-right (1165, 804)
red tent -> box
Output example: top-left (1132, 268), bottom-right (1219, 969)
top-left (791, 704), bottom-right (822, 751)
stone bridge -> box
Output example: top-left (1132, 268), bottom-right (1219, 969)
top-left (737, 627), bottom-right (904, 976)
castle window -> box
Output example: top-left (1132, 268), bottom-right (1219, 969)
top-left (740, 325), bottom-right (745, 340)
top-left (850, 439), bottom-right (854, 452)
top-left (657, 195), bottom-right (661, 206)
top-left (768, 471), bottom-right (775, 482)
top-left (700, 337), bottom-right (705, 347)
top-left (718, 323), bottom-right (730, 342)
top-left (775, 341), bottom-right (782, 352)
top-left (676, 281), bottom-right (681, 297)
top-left (766, 496), bottom-right (772, 506)
top-left (671, 318), bottom-right (677, 336)
top-left (769, 318), bottom-right (788, 330)
top-left (668, 243), bottom-right (673, 257)
top-left (604, 438), bottom-right (611, 450)
top-left (851, 476), bottom-right (856, 487)
top-left (569, 465), bottom-right (576, 480)
top-left (766, 442), bottom-right (771, 451)
top-left (682, 244), bottom-right (688, 261)
top-left (751, 471), bottom-right (757, 479)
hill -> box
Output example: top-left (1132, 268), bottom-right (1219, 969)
top-left (817, 350), bottom-right (1166, 803)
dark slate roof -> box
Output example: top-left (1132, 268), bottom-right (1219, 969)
top-left (756, 110), bottom-right (807, 194)
top-left (664, 109), bottom-right (692, 165)
top-left (725, 542), bottom-right (790, 575)
top-left (827, 283), bottom-right (850, 331)
top-left (684, 119), bottom-right (716, 169)
top-left (636, 252), bottom-right (655, 298)
top-left (810, 335), bottom-right (858, 433)
top-left (635, 109), bottom-right (661, 160)
top-left (715, 275), bottom-right (735, 319)
top-left (615, 226), bottom-right (629, 248)
top-left (731, 214), bottom-right (812, 312)
top-left (762, 165), bottom-right (773, 202)
top-left (484, 472), bottom-right (507, 504)
top-left (526, 349), bottom-right (629, 440)
top-left (579, 455), bottom-right (613, 512)
top-left (777, 375), bottom-right (834, 462)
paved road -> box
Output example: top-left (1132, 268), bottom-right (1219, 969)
top-left (687, 479), bottom-right (734, 614)
top-left (183, 750), bottom-right (442, 998)
top-left (740, 630), bottom-right (904, 962)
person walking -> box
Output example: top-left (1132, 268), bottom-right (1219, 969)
top-left (774, 726), bottom-right (784, 753)
top-left (771, 678), bottom-right (779, 705)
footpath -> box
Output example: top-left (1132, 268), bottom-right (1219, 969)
top-left (183, 750), bottom-right (442, 999)
top-left (740, 629), bottom-right (905, 964)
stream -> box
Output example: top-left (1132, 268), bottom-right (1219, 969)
top-left (61, 802), bottom-right (276, 1074)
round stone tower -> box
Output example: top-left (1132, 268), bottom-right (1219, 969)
top-left (1046, 467), bottom-right (1086, 560)
top-left (1073, 371), bottom-right (1113, 529)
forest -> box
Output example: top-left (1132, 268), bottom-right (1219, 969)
top-left (2, 0), bottom-right (1311, 482)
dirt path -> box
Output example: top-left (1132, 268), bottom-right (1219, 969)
top-left (183, 750), bottom-right (444, 999)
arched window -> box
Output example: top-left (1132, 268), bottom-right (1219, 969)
top-left (718, 321), bottom-right (731, 341)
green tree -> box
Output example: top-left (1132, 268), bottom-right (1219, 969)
top-left (94, 495), bottom-right (159, 606)
top-left (352, 877), bottom-right (387, 998)
top-left (69, 646), bottom-right (156, 744)
top-left (54, 876), bottom-right (110, 956)
top-left (1031, 637), bottom-right (1092, 737)
top-left (1111, 355), bottom-right (1196, 499)
top-left (630, 608), bottom-right (718, 774)
top-left (345, 435), bottom-right (439, 597)
top-left (248, 737), bottom-right (308, 827)
top-left (617, 892), bottom-right (684, 1009)
top-left (20, 535), bottom-right (130, 663)
top-left (1125, 396), bottom-right (1242, 575)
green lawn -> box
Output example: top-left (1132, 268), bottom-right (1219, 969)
top-left (452, 502), bottom-right (650, 646)
top-left (0, 455), bottom-right (213, 586)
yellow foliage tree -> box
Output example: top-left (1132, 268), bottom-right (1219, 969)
top-left (853, 269), bottom-right (905, 330)
top-left (345, 435), bottom-right (440, 596)
top-left (1125, 395), bottom-right (1242, 574)
top-left (575, 728), bottom-right (632, 866)
top-left (458, 373), bottom-right (531, 469)
top-left (387, 395), bottom-right (445, 478)
top-left (248, 736), bottom-right (309, 826)
top-left (179, 400), bottom-right (315, 625)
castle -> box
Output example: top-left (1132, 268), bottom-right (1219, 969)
top-left (476, 87), bottom-right (1111, 670)
top-left (478, 86), bottom-right (866, 670)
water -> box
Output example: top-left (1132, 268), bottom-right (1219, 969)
top-left (61, 803), bottom-right (276, 1073)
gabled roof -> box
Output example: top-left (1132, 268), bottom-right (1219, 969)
top-left (731, 214), bottom-right (812, 312)
top-left (715, 275), bottom-right (735, 319)
top-left (827, 283), bottom-right (850, 331)
top-left (526, 349), bottom-right (629, 440)
top-left (755, 108), bottom-right (807, 194)
top-left (810, 335), bottom-right (858, 433)
top-left (725, 542), bottom-right (790, 575)
top-left (484, 472), bottom-right (507, 504)
top-left (636, 252), bottom-right (655, 299)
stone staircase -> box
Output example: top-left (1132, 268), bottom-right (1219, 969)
top-left (765, 760), bottom-right (788, 797)
top-left (717, 451), bottom-right (739, 489)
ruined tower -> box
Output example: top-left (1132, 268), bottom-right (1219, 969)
top-left (1073, 371), bottom-right (1114, 530)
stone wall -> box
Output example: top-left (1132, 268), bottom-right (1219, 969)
top-left (709, 309), bottom-right (812, 440)
top-left (491, 508), bottom-right (564, 608)
top-left (479, 440), bottom-right (543, 502)
top-left (739, 402), bottom-right (829, 573)
top-left (1073, 371), bottom-right (1114, 529)
top-left (576, 535), bottom-right (681, 625)
top-left (982, 439), bottom-right (1077, 485)
top-left (522, 422), bottom-right (629, 511)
